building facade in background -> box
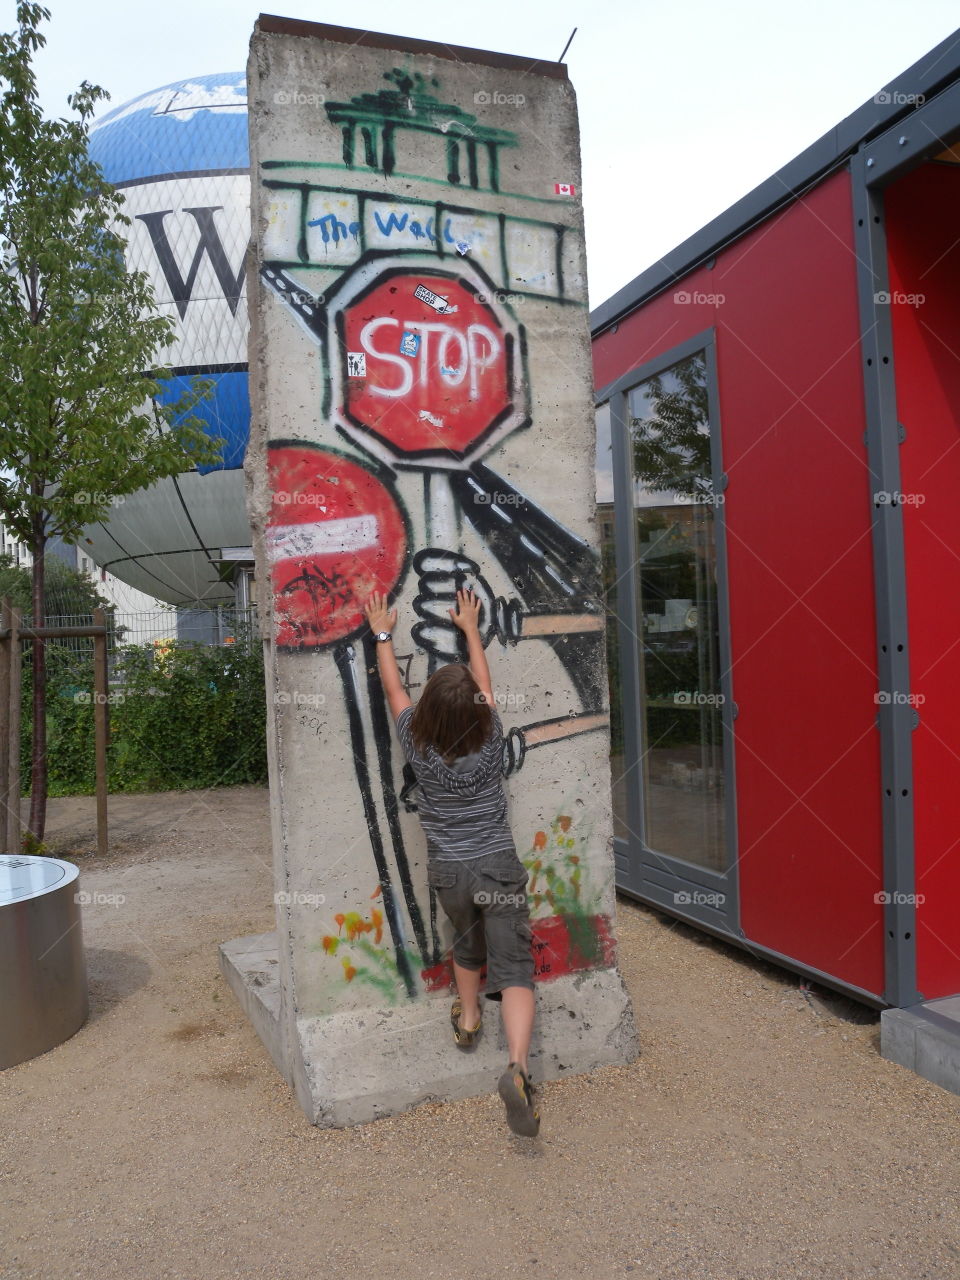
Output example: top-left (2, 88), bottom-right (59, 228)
top-left (591, 29), bottom-right (960, 1094)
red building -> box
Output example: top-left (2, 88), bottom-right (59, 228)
top-left (591, 31), bottom-right (960, 1091)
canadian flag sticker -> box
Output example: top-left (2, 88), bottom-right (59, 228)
top-left (554, 182), bottom-right (576, 196)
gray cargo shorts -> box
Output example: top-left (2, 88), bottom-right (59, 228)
top-left (427, 850), bottom-right (535, 1000)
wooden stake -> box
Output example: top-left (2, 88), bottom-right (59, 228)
top-left (92, 607), bottom-right (108, 858)
top-left (0, 598), bottom-right (10, 854)
top-left (7, 605), bottom-right (21, 855)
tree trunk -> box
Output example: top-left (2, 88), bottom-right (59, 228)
top-left (27, 536), bottom-right (46, 842)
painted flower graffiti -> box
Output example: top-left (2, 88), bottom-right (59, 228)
top-left (316, 895), bottom-right (423, 1002)
top-left (317, 807), bottom-right (615, 1004)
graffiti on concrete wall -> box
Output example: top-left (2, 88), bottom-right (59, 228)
top-left (261, 68), bottom-right (610, 1001)
top-left (324, 68), bottom-right (517, 190)
top-left (314, 805), bottom-right (616, 1006)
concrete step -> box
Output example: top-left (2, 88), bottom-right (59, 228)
top-left (218, 931), bottom-right (288, 1084)
top-left (881, 994), bottom-right (960, 1095)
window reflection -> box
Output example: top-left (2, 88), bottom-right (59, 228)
top-left (629, 353), bottom-right (727, 871)
top-left (595, 401), bottom-right (627, 841)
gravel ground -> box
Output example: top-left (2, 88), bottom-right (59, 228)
top-left (2, 786), bottom-right (960, 1280)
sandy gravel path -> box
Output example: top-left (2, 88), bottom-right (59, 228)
top-left (2, 786), bottom-right (959, 1280)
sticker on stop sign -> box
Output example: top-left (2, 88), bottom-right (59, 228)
top-left (267, 443), bottom-right (408, 649)
top-left (326, 257), bottom-right (529, 469)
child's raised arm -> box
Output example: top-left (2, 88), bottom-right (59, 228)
top-left (449, 588), bottom-right (495, 710)
top-left (364, 591), bottom-right (412, 720)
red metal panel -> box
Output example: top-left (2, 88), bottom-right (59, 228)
top-left (593, 168), bottom-right (885, 995)
top-left (886, 162), bottom-right (960, 999)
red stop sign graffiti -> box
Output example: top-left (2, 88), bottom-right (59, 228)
top-left (267, 444), bottom-right (408, 648)
top-left (339, 272), bottom-right (515, 460)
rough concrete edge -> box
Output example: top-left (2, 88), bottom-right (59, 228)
top-left (241, 27), bottom-right (315, 1122)
top-left (253, 20), bottom-right (572, 84)
top-left (218, 932), bottom-right (290, 1086)
top-left (880, 1007), bottom-right (918, 1071)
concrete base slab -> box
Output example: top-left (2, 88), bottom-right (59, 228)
top-left (881, 994), bottom-right (960, 1096)
top-left (218, 932), bottom-right (289, 1086)
top-left (220, 930), bottom-right (639, 1127)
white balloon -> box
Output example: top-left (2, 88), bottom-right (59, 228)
top-left (82, 73), bottom-right (251, 607)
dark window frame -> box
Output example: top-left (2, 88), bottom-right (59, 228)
top-left (597, 327), bottom-right (740, 936)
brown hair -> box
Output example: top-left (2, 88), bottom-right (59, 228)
top-left (410, 663), bottom-right (492, 763)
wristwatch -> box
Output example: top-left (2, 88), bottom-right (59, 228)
top-left (375, 631), bottom-right (392, 643)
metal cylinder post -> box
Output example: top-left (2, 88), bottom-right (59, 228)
top-left (0, 855), bottom-right (89, 1069)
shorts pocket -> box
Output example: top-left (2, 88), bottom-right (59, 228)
top-left (427, 864), bottom-right (458, 890)
top-left (485, 857), bottom-right (528, 887)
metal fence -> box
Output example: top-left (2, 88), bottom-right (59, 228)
top-left (25, 605), bottom-right (260, 656)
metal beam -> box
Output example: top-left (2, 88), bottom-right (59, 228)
top-left (851, 149), bottom-right (920, 1007)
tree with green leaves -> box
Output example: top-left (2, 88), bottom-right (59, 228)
top-left (0, 550), bottom-right (108, 617)
top-left (630, 353), bottom-right (714, 500)
top-left (0, 550), bottom-right (125, 645)
top-left (0, 3), bottom-right (221, 841)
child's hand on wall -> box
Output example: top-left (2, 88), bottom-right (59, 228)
top-left (364, 591), bottom-right (398, 635)
top-left (448, 588), bottom-right (482, 633)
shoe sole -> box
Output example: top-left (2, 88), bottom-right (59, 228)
top-left (497, 1067), bottom-right (540, 1137)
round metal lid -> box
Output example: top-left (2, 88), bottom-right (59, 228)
top-left (0, 854), bottom-right (79, 906)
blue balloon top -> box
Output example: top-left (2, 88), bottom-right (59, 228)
top-left (88, 71), bottom-right (248, 184)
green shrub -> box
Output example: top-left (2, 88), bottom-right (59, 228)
top-left (19, 638), bottom-right (267, 796)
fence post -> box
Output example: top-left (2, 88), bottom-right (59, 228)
top-left (7, 604), bottom-right (21, 854)
top-left (92, 607), bottom-right (108, 858)
top-left (0, 597), bottom-right (10, 853)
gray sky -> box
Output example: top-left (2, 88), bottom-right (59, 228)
top-left (5, 0), bottom-right (960, 304)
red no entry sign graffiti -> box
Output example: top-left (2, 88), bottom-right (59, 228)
top-left (267, 444), bottom-right (408, 648)
top-left (327, 258), bottom-right (529, 468)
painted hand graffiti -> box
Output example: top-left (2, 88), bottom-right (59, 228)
top-left (411, 549), bottom-right (499, 660)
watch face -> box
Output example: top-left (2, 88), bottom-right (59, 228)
top-left (377, 631), bottom-right (391, 642)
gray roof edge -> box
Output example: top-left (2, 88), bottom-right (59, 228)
top-left (590, 26), bottom-right (960, 335)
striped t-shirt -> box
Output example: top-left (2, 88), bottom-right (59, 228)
top-left (396, 705), bottom-right (516, 862)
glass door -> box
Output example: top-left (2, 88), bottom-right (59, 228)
top-left (628, 352), bottom-right (726, 871)
top-left (597, 335), bottom-right (737, 928)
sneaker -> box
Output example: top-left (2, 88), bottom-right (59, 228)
top-left (497, 1062), bottom-right (540, 1136)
